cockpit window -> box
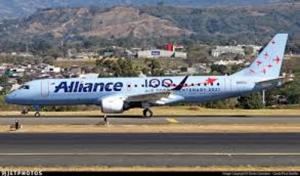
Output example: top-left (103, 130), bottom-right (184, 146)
top-left (19, 85), bottom-right (30, 90)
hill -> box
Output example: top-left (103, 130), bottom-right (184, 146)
top-left (0, 0), bottom-right (289, 21)
top-left (0, 3), bottom-right (299, 54)
top-left (0, 6), bottom-right (191, 39)
top-left (142, 3), bottom-right (300, 44)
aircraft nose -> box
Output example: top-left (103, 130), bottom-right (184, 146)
top-left (5, 92), bottom-right (17, 104)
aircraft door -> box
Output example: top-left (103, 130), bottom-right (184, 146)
top-left (41, 80), bottom-right (49, 97)
top-left (225, 78), bottom-right (232, 92)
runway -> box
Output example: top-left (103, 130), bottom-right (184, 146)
top-left (1, 116), bottom-right (300, 125)
top-left (1, 133), bottom-right (300, 167)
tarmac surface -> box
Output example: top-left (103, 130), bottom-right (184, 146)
top-left (0, 133), bottom-right (300, 167)
top-left (1, 116), bottom-right (300, 125)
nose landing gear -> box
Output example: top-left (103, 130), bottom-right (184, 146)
top-left (21, 107), bottom-right (29, 115)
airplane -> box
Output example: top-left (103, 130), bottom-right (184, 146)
top-left (5, 33), bottom-right (289, 121)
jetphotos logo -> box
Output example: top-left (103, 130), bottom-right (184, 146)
top-left (54, 81), bottom-right (124, 93)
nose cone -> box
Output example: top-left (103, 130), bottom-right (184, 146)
top-left (5, 92), bottom-right (17, 104)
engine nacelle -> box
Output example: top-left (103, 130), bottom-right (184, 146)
top-left (101, 96), bottom-right (124, 113)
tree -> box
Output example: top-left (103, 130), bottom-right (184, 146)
top-left (115, 59), bottom-right (139, 77)
top-left (244, 46), bottom-right (254, 56)
top-left (144, 59), bottom-right (164, 76)
top-left (281, 82), bottom-right (300, 104)
top-left (210, 64), bottom-right (228, 75)
top-left (96, 58), bottom-right (139, 77)
top-left (238, 93), bottom-right (264, 109)
top-left (0, 75), bottom-right (8, 85)
top-left (43, 56), bottom-right (55, 65)
top-left (205, 98), bottom-right (238, 109)
top-left (0, 75), bottom-right (9, 95)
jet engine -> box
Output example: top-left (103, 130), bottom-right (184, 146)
top-left (101, 96), bottom-right (125, 113)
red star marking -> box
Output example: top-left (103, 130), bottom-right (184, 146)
top-left (273, 56), bottom-right (281, 64)
top-left (256, 60), bottom-right (262, 66)
top-left (262, 68), bottom-right (267, 74)
top-left (264, 52), bottom-right (269, 59)
top-left (205, 77), bottom-right (217, 84)
top-left (268, 64), bottom-right (273, 68)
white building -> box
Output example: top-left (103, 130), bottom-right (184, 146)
top-left (42, 65), bottom-right (61, 73)
top-left (212, 46), bottom-right (245, 57)
top-left (214, 59), bottom-right (250, 66)
top-left (79, 73), bottom-right (99, 79)
top-left (137, 49), bottom-right (187, 59)
top-left (212, 45), bottom-right (262, 58)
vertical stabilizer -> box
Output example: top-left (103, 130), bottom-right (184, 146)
top-left (232, 33), bottom-right (288, 78)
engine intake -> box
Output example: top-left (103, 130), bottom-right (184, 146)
top-left (101, 96), bottom-right (124, 113)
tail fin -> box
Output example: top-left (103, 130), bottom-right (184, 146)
top-left (232, 33), bottom-right (288, 78)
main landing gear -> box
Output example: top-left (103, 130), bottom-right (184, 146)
top-left (33, 105), bottom-right (41, 117)
top-left (34, 112), bottom-right (41, 117)
top-left (143, 108), bottom-right (153, 118)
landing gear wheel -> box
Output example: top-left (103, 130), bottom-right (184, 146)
top-left (143, 109), bottom-right (153, 118)
top-left (34, 112), bottom-right (40, 117)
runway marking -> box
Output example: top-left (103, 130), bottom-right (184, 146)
top-left (166, 118), bottom-right (179, 124)
top-left (1, 153), bottom-right (300, 156)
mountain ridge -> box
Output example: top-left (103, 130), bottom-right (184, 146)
top-left (0, 0), bottom-right (288, 21)
top-left (0, 3), bottom-right (299, 54)
top-left (10, 6), bottom-right (191, 39)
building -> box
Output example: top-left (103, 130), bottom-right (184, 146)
top-left (211, 45), bottom-right (262, 58)
top-left (211, 46), bottom-right (245, 57)
top-left (137, 49), bottom-right (187, 59)
top-left (137, 43), bottom-right (187, 59)
top-left (79, 73), bottom-right (99, 79)
top-left (214, 59), bottom-right (249, 66)
top-left (42, 65), bottom-right (61, 73)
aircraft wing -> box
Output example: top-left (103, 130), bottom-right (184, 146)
top-left (125, 91), bottom-right (184, 105)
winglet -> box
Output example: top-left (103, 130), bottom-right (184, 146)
top-left (172, 75), bottom-right (189, 91)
